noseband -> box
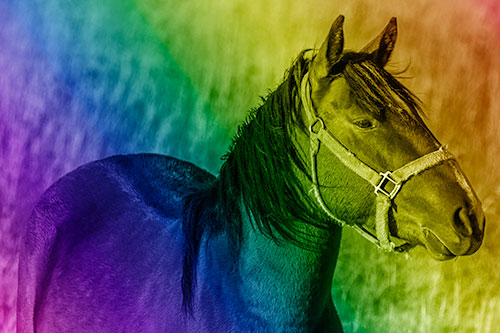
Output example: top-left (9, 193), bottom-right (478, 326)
top-left (300, 72), bottom-right (460, 252)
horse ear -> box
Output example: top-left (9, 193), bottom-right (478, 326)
top-left (311, 15), bottom-right (345, 80)
top-left (361, 17), bottom-right (397, 67)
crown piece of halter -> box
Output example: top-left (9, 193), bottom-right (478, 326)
top-left (299, 71), bottom-right (473, 252)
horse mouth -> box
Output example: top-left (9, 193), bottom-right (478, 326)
top-left (422, 229), bottom-right (456, 261)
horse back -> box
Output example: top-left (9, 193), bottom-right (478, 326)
top-left (17, 154), bottom-right (214, 332)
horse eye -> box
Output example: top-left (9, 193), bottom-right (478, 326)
top-left (354, 119), bottom-right (375, 129)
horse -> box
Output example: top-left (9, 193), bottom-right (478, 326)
top-left (17, 16), bottom-right (485, 332)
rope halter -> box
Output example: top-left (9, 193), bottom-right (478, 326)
top-left (299, 71), bottom-right (466, 252)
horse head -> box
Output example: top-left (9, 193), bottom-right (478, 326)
top-left (303, 16), bottom-right (484, 260)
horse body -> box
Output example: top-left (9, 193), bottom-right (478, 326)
top-left (17, 154), bottom-right (342, 332)
top-left (17, 154), bottom-right (202, 331)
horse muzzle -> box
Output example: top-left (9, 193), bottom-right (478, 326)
top-left (422, 206), bottom-right (485, 260)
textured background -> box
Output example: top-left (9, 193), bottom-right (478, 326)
top-left (1, 0), bottom-right (499, 331)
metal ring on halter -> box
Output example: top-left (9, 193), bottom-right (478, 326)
top-left (374, 171), bottom-right (401, 200)
top-left (309, 118), bottom-right (325, 135)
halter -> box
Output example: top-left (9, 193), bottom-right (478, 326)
top-left (300, 72), bottom-right (462, 252)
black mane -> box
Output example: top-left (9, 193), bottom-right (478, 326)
top-left (180, 50), bottom-right (424, 313)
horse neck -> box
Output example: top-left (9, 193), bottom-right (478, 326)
top-left (196, 208), bottom-right (342, 331)
top-left (192, 84), bottom-right (343, 329)
top-left (226, 119), bottom-right (344, 329)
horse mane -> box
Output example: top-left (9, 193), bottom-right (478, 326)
top-left (180, 49), bottom-right (424, 314)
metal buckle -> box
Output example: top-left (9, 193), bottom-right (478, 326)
top-left (374, 171), bottom-right (401, 199)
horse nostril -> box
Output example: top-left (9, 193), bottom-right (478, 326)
top-left (453, 207), bottom-right (473, 237)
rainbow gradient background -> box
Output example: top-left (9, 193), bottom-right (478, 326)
top-left (1, 0), bottom-right (499, 331)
